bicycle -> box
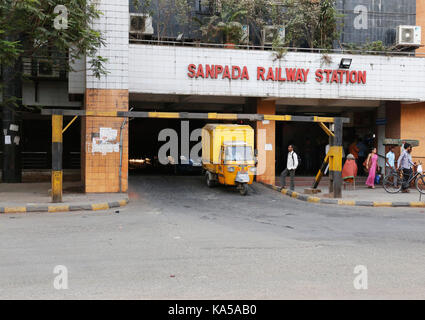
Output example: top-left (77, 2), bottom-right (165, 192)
top-left (383, 163), bottom-right (425, 194)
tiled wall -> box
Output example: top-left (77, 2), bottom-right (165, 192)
top-left (83, 89), bottom-right (128, 193)
top-left (129, 44), bottom-right (425, 102)
top-left (256, 100), bottom-right (276, 186)
top-left (82, 0), bottom-right (129, 193)
top-left (86, 0), bottom-right (129, 90)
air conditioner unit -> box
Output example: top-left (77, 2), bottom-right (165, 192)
top-left (129, 13), bottom-right (154, 35)
top-left (262, 25), bottom-right (285, 46)
top-left (396, 25), bottom-right (421, 47)
top-left (37, 59), bottom-right (60, 78)
top-left (22, 58), bottom-right (60, 78)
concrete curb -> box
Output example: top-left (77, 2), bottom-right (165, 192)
top-left (261, 183), bottom-right (425, 208)
top-left (0, 198), bottom-right (129, 214)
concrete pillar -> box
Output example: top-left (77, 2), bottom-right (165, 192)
top-left (256, 99), bottom-right (276, 185)
top-left (81, 0), bottom-right (129, 193)
top-left (51, 113), bottom-right (63, 202)
top-left (385, 101), bottom-right (402, 158)
top-left (376, 103), bottom-right (386, 169)
top-left (82, 90), bottom-right (128, 193)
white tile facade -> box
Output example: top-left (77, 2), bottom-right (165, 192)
top-left (68, 1), bottom-right (425, 102)
top-left (85, 0), bottom-right (129, 90)
top-left (129, 45), bottom-right (425, 102)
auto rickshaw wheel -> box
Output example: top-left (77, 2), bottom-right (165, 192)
top-left (206, 172), bottom-right (216, 188)
top-left (239, 183), bottom-right (248, 196)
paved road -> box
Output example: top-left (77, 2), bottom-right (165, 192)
top-left (1, 174), bottom-right (425, 299)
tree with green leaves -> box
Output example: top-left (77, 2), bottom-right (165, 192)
top-left (281, 0), bottom-right (342, 49)
top-left (194, 0), bottom-right (247, 45)
top-left (0, 0), bottom-right (107, 182)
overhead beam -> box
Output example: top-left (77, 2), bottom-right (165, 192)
top-left (41, 109), bottom-right (350, 124)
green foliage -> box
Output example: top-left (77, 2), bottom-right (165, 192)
top-left (193, 0), bottom-right (342, 49)
top-left (195, 0), bottom-right (247, 44)
top-left (0, 0), bottom-right (107, 76)
top-left (282, 0), bottom-right (342, 49)
top-left (272, 37), bottom-right (287, 61)
top-left (342, 41), bottom-right (390, 55)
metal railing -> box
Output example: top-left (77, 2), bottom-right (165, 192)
top-left (129, 38), bottom-right (422, 58)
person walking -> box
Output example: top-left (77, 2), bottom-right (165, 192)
top-left (280, 144), bottom-right (298, 191)
top-left (397, 143), bottom-right (416, 193)
top-left (385, 145), bottom-right (396, 177)
top-left (365, 147), bottom-right (378, 189)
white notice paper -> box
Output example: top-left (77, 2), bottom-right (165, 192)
top-left (14, 136), bottom-right (20, 145)
top-left (9, 124), bottom-right (19, 132)
top-left (5, 135), bottom-right (11, 145)
top-left (99, 127), bottom-right (118, 141)
top-left (265, 144), bottom-right (273, 151)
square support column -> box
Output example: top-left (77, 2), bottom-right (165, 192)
top-left (256, 99), bottom-right (276, 185)
top-left (82, 89), bottom-right (129, 193)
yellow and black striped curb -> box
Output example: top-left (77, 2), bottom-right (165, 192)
top-left (262, 183), bottom-right (425, 208)
top-left (0, 198), bottom-right (129, 214)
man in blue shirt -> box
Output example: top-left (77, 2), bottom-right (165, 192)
top-left (385, 145), bottom-right (396, 177)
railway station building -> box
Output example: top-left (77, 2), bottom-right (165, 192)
top-left (4, 0), bottom-right (425, 193)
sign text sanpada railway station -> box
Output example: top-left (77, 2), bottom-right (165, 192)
top-left (187, 64), bottom-right (367, 84)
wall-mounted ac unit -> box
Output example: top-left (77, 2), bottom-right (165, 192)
top-left (37, 59), bottom-right (60, 78)
top-left (22, 58), bottom-right (60, 78)
top-left (262, 25), bottom-right (285, 46)
top-left (129, 13), bottom-right (154, 35)
top-left (396, 25), bottom-right (421, 47)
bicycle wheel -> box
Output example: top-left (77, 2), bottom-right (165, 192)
top-left (415, 174), bottom-right (425, 194)
top-left (383, 173), bottom-right (402, 193)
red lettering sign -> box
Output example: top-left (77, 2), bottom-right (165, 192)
top-left (187, 64), bottom-right (367, 84)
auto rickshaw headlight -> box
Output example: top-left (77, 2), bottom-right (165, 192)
top-left (227, 166), bottom-right (235, 172)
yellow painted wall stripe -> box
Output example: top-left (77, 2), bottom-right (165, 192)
top-left (48, 205), bottom-right (70, 212)
top-left (91, 203), bottom-right (110, 211)
top-left (373, 202), bottom-right (393, 207)
top-left (5, 207), bottom-right (27, 213)
top-left (338, 200), bottom-right (355, 206)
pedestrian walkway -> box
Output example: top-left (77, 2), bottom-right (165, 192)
top-left (273, 175), bottom-right (425, 207)
top-left (0, 181), bottom-right (128, 213)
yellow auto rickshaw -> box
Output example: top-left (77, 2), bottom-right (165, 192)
top-left (202, 124), bottom-right (256, 195)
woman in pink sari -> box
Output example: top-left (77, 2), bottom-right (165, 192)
top-left (365, 148), bottom-right (378, 188)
